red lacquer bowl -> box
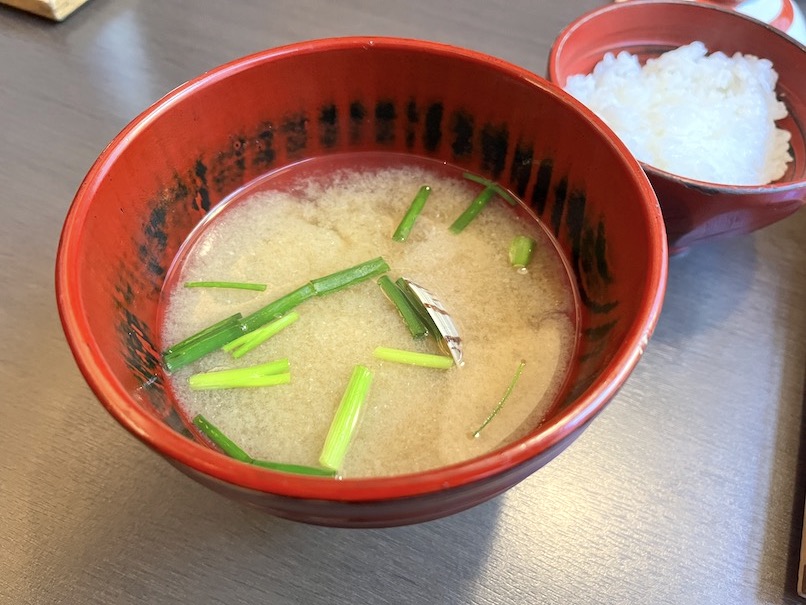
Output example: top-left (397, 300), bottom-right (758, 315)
top-left (56, 37), bottom-right (667, 527)
top-left (548, 0), bottom-right (806, 252)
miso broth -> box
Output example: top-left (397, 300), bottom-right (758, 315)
top-left (160, 153), bottom-right (579, 478)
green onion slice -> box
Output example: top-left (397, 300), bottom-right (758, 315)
top-left (239, 283), bottom-right (316, 334)
top-left (395, 278), bottom-right (441, 336)
top-left (449, 186), bottom-right (497, 234)
top-left (194, 414), bottom-right (338, 477)
top-left (462, 172), bottom-right (518, 206)
top-left (473, 360), bottom-right (526, 437)
top-left (310, 256), bottom-right (390, 296)
top-left (188, 359), bottom-right (291, 390)
top-left (251, 459), bottom-right (337, 477)
top-left (377, 276), bottom-right (428, 339)
top-left (319, 365), bottom-right (374, 471)
top-left (184, 281), bottom-right (267, 291)
top-left (163, 313), bottom-right (243, 356)
top-left (164, 321), bottom-right (246, 373)
top-left (192, 414), bottom-right (252, 462)
top-left (373, 346), bottom-right (454, 369)
top-left (509, 235), bottom-right (536, 271)
top-left (392, 185), bottom-right (431, 242)
top-left (163, 257), bottom-right (390, 372)
top-left (223, 312), bottom-right (300, 358)
top-left (189, 372), bottom-right (290, 390)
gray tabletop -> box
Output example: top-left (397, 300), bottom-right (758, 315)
top-left (2, 1), bottom-right (806, 603)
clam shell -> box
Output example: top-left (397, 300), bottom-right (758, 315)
top-left (401, 277), bottom-right (464, 367)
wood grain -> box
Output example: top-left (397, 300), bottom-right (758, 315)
top-left (1, 0), bottom-right (805, 603)
top-left (1, 0), bottom-right (91, 21)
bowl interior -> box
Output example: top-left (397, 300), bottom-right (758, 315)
top-left (57, 38), bottom-right (666, 501)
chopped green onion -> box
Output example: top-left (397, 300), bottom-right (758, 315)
top-left (189, 371), bottom-right (290, 390)
top-left (462, 172), bottom-right (518, 206)
top-left (319, 365), bottom-right (373, 471)
top-left (473, 360), bottom-right (526, 438)
top-left (194, 413), bottom-right (338, 477)
top-left (239, 283), bottom-right (316, 333)
top-left (449, 186), bottom-right (497, 234)
top-left (373, 346), bottom-right (454, 369)
top-left (450, 172), bottom-right (520, 234)
top-left (223, 312), bottom-right (300, 358)
top-left (377, 276), bottom-right (428, 339)
top-left (310, 256), bottom-right (390, 296)
top-left (243, 257), bottom-right (388, 329)
top-left (188, 359), bottom-right (291, 390)
top-left (509, 235), bottom-right (536, 271)
top-left (163, 321), bottom-right (246, 373)
top-left (392, 185), bottom-right (432, 242)
top-left (190, 372), bottom-right (290, 389)
top-left (221, 329), bottom-right (264, 353)
top-left (251, 459), bottom-right (337, 477)
top-left (163, 313), bottom-right (243, 356)
top-left (395, 278), bottom-right (441, 338)
top-left (163, 257), bottom-right (390, 372)
top-left (184, 281), bottom-right (267, 291)
top-left (193, 414), bottom-right (252, 462)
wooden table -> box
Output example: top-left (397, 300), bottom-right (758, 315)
top-left (2, 1), bottom-right (805, 603)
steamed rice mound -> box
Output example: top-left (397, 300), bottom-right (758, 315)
top-left (564, 41), bottom-right (792, 186)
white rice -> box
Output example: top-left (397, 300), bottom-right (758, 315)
top-left (564, 41), bottom-right (792, 186)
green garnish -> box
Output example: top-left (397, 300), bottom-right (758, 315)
top-left (163, 313), bottom-right (243, 356)
top-left (462, 172), bottom-right (518, 206)
top-left (377, 276), bottom-right (428, 339)
top-left (188, 359), bottom-right (291, 390)
top-left (373, 346), bottom-right (454, 369)
top-left (319, 365), bottom-right (374, 471)
top-left (163, 318), bottom-right (246, 373)
top-left (242, 256), bottom-right (388, 331)
top-left (450, 173), bottom-right (520, 233)
top-left (222, 311), bottom-right (300, 358)
top-left (395, 278), bottom-right (441, 338)
top-left (309, 256), bottom-right (390, 296)
top-left (194, 413), bottom-right (336, 476)
top-left (251, 459), bottom-right (337, 477)
top-left (184, 281), bottom-right (267, 291)
top-left (392, 185), bottom-right (432, 242)
top-left (163, 257), bottom-right (390, 371)
top-left (193, 414), bottom-right (253, 462)
top-left (509, 235), bottom-right (536, 271)
top-left (239, 283), bottom-right (316, 333)
top-left (449, 186), bottom-right (497, 234)
top-left (473, 360), bottom-right (526, 437)
top-left (190, 372), bottom-right (290, 390)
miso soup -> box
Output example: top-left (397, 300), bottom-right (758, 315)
top-left (160, 153), bottom-right (579, 478)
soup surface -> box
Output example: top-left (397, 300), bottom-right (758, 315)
top-left (160, 153), bottom-right (579, 477)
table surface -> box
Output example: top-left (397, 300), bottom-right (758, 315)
top-left (2, 1), bottom-right (806, 603)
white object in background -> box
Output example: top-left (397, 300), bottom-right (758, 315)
top-left (614, 0), bottom-right (806, 44)
top-left (735, 0), bottom-right (806, 43)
